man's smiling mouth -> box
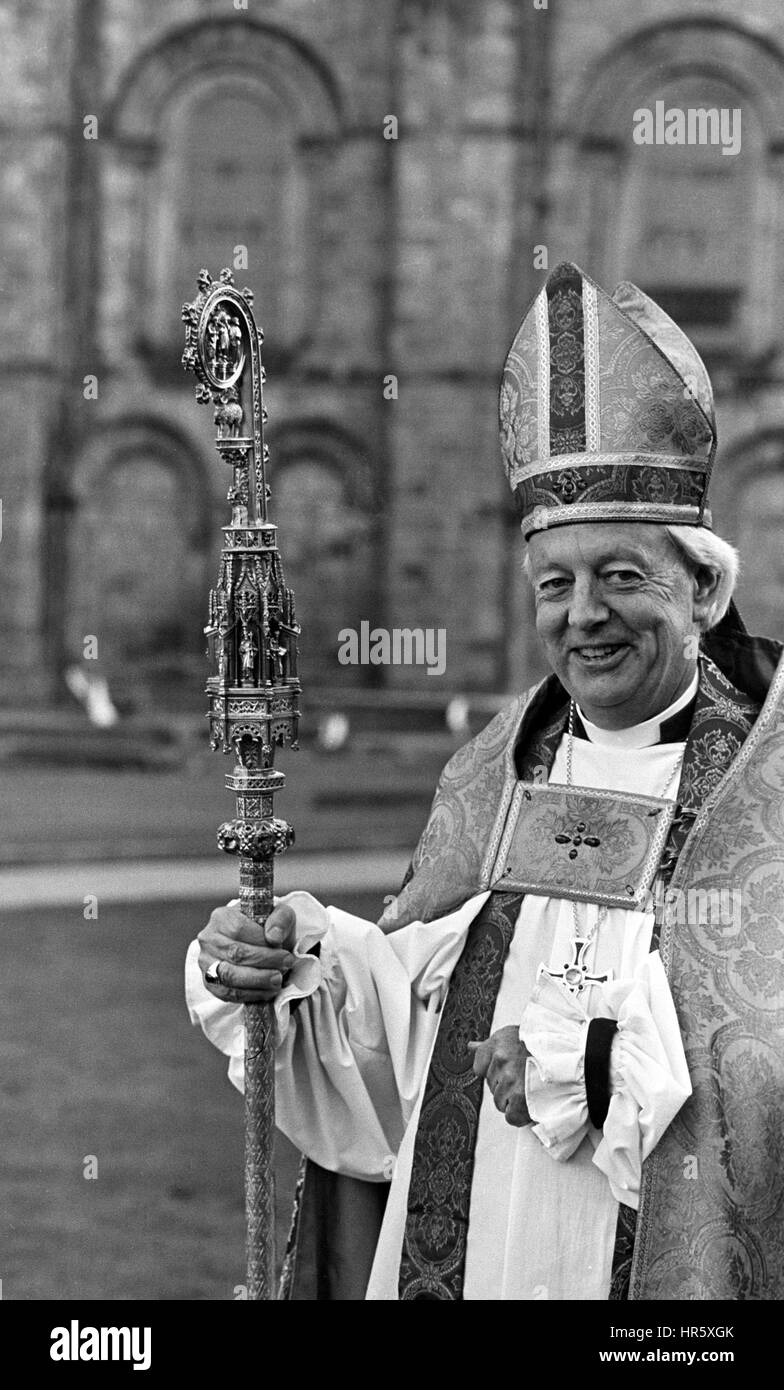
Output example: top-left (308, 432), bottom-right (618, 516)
top-left (571, 643), bottom-right (630, 665)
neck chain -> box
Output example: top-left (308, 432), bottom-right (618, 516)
top-left (565, 700), bottom-right (683, 798)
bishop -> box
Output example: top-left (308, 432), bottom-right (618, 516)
top-left (186, 263), bottom-right (784, 1301)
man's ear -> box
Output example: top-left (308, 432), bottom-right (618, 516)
top-left (692, 564), bottom-right (720, 627)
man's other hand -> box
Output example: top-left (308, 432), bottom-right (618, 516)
top-left (198, 902), bottom-right (297, 1004)
top-left (468, 1024), bottom-right (531, 1127)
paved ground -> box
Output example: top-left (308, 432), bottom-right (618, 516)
top-left (1, 890), bottom-right (380, 1301)
top-left (0, 718), bottom-right (459, 1299)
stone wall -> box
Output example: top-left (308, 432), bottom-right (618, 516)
top-left (3, 0), bottom-right (784, 709)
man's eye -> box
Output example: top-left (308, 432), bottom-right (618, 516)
top-left (537, 577), bottom-right (569, 593)
top-left (604, 570), bottom-right (640, 584)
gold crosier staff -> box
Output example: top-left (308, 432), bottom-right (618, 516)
top-left (182, 268), bottom-right (301, 1299)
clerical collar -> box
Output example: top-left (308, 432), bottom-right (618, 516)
top-left (573, 668), bottom-right (699, 748)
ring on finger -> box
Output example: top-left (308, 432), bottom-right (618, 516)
top-left (205, 959), bottom-right (224, 985)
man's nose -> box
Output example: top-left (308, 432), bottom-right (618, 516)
top-left (567, 579), bottom-right (610, 629)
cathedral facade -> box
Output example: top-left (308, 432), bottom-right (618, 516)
top-left (4, 0), bottom-right (784, 708)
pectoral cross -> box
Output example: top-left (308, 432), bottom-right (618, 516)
top-left (538, 937), bottom-right (613, 996)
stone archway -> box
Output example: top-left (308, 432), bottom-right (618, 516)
top-left (65, 420), bottom-right (213, 709)
top-left (563, 18), bottom-right (784, 362)
top-left (718, 430), bottom-right (784, 642)
top-left (109, 16), bottom-right (343, 145)
top-left (267, 422), bottom-right (377, 686)
top-left (104, 16), bottom-right (344, 376)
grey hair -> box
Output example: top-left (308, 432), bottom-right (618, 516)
top-left (663, 525), bottom-right (739, 631)
top-left (521, 524), bottom-right (739, 632)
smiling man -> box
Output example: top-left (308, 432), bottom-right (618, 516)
top-left (186, 263), bottom-right (784, 1300)
top-left (526, 523), bottom-right (720, 729)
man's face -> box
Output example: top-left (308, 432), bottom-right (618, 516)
top-left (527, 523), bottom-right (710, 729)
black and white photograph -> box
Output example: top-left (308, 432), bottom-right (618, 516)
top-left (1, 0), bottom-right (782, 1362)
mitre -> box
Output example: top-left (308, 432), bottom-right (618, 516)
top-left (499, 261), bottom-right (716, 539)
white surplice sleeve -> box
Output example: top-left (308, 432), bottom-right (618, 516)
top-left (185, 889), bottom-right (491, 1181)
top-left (519, 950), bottom-right (692, 1209)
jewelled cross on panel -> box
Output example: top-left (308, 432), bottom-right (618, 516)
top-left (554, 819), bottom-right (601, 861)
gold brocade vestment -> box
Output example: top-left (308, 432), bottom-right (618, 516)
top-left (286, 609), bottom-right (784, 1300)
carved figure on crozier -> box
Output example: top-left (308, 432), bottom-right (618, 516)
top-left (215, 389), bottom-right (244, 439)
top-left (206, 308), bottom-right (245, 385)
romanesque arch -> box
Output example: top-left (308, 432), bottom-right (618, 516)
top-left (109, 16), bottom-right (343, 147)
top-left (713, 428), bottom-right (784, 642)
top-left (266, 420), bottom-right (379, 686)
top-left (64, 418), bottom-right (214, 706)
top-left (563, 18), bottom-right (784, 362)
top-left (104, 17), bottom-right (344, 371)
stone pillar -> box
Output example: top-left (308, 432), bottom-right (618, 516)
top-left (387, 0), bottom-right (544, 691)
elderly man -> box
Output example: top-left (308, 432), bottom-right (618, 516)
top-left (186, 262), bottom-right (783, 1300)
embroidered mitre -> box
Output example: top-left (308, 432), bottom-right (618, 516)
top-left (499, 261), bottom-right (717, 538)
